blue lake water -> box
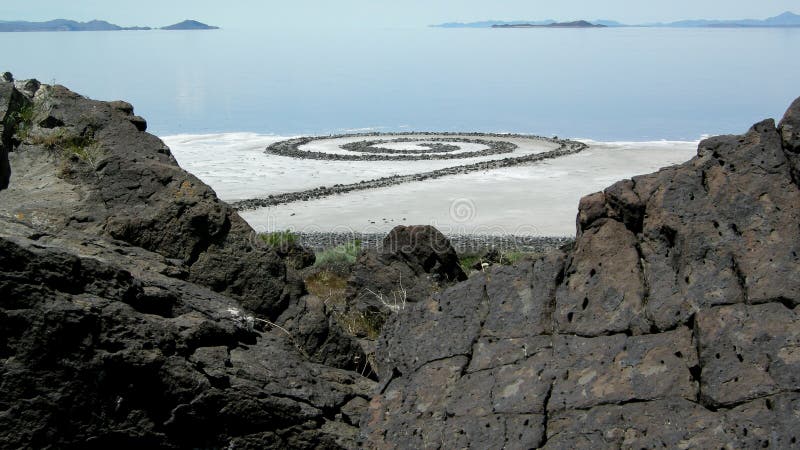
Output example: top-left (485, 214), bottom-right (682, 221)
top-left (2, 26), bottom-right (799, 140)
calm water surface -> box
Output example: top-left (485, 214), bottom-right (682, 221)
top-left (2, 26), bottom-right (799, 139)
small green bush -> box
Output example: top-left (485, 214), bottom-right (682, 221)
top-left (32, 129), bottom-right (93, 152)
top-left (305, 267), bottom-right (382, 340)
top-left (35, 130), bottom-right (106, 178)
top-left (314, 240), bottom-right (362, 269)
top-left (259, 230), bottom-right (298, 248)
top-left (10, 103), bottom-right (35, 140)
top-left (459, 253), bottom-right (482, 273)
top-left (459, 250), bottom-right (539, 273)
top-left (499, 251), bottom-right (528, 265)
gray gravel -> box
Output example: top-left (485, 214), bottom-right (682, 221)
top-left (293, 231), bottom-right (573, 254)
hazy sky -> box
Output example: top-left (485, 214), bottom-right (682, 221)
top-left (1, 1), bottom-right (797, 28)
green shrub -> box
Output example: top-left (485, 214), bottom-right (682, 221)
top-left (459, 253), bottom-right (482, 273)
top-left (459, 250), bottom-right (539, 273)
top-left (305, 267), bottom-right (382, 340)
top-left (314, 240), bottom-right (361, 269)
top-left (32, 129), bottom-right (94, 152)
top-left (35, 130), bottom-right (106, 179)
top-left (259, 230), bottom-right (298, 248)
top-left (9, 103), bottom-right (35, 140)
top-left (499, 251), bottom-right (528, 265)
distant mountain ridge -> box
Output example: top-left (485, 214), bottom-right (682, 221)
top-left (0, 19), bottom-right (218, 32)
top-left (434, 11), bottom-right (800, 28)
top-left (493, 20), bottom-right (606, 29)
top-left (0, 19), bottom-right (149, 32)
top-left (648, 11), bottom-right (800, 28)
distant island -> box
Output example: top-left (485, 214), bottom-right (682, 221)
top-left (493, 20), bottom-right (605, 29)
top-left (160, 20), bottom-right (219, 31)
top-left (0, 19), bottom-right (150, 32)
top-left (0, 19), bottom-right (218, 32)
top-left (435, 11), bottom-right (800, 29)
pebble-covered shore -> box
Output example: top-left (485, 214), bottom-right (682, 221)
top-left (292, 231), bottom-right (573, 254)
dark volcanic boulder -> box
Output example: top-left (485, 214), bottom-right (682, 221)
top-left (780, 96), bottom-right (800, 183)
top-left (0, 81), bottom-right (29, 190)
top-left (276, 293), bottom-right (370, 373)
top-left (362, 98), bottom-right (800, 448)
top-left (380, 225), bottom-right (466, 283)
top-left (344, 225), bottom-right (466, 333)
top-left (0, 80), bottom-right (296, 318)
top-left (0, 76), bottom-right (374, 448)
top-left (0, 221), bottom-right (374, 449)
top-left (348, 225), bottom-right (466, 305)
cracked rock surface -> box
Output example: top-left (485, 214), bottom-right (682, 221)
top-left (344, 225), bottom-right (467, 331)
top-left (362, 99), bottom-right (800, 448)
top-left (0, 79), bottom-right (374, 449)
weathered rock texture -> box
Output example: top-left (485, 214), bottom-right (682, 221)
top-left (0, 82), bottom-right (296, 318)
top-left (362, 99), bottom-right (800, 448)
top-left (0, 81), bottom-right (27, 190)
top-left (345, 225), bottom-right (466, 319)
top-left (333, 225), bottom-right (468, 371)
top-left (0, 78), bottom-right (374, 448)
top-left (0, 221), bottom-right (373, 449)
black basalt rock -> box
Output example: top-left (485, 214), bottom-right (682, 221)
top-left (362, 97), bottom-right (800, 448)
top-left (345, 225), bottom-right (466, 313)
top-left (0, 78), bottom-right (374, 448)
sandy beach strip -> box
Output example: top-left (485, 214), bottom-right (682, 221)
top-left (165, 134), bottom-right (698, 237)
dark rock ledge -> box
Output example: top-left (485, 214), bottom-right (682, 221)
top-left (360, 98), bottom-right (800, 448)
top-left (0, 76), bottom-right (373, 448)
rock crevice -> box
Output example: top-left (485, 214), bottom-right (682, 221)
top-left (362, 97), bottom-right (800, 448)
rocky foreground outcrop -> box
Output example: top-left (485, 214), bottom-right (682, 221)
top-left (0, 78), bottom-right (373, 448)
top-left (1, 79), bottom-right (299, 317)
top-left (345, 226), bottom-right (466, 323)
top-left (362, 100), bottom-right (800, 448)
